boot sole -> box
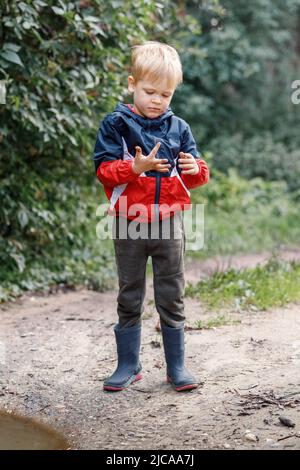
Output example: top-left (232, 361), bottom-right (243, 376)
top-left (167, 376), bottom-right (198, 392)
top-left (103, 373), bottom-right (142, 391)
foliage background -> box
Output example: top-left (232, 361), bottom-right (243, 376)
top-left (1, 0), bottom-right (300, 301)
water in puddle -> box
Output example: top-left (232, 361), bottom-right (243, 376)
top-left (0, 410), bottom-right (69, 450)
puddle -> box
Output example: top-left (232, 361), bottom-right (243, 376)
top-left (0, 410), bottom-right (70, 450)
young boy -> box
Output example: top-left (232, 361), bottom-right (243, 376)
top-left (93, 41), bottom-right (209, 392)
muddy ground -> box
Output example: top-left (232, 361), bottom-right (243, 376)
top-left (0, 247), bottom-right (300, 450)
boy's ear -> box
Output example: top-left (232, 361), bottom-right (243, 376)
top-left (128, 75), bottom-right (135, 93)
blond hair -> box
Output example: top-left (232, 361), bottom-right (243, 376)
top-left (130, 41), bottom-right (183, 89)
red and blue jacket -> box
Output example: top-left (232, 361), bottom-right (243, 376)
top-left (93, 103), bottom-right (209, 222)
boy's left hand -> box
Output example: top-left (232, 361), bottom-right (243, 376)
top-left (178, 152), bottom-right (199, 175)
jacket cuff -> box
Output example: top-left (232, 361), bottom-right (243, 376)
top-left (97, 160), bottom-right (139, 187)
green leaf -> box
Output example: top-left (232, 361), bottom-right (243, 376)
top-left (68, 134), bottom-right (78, 146)
top-left (83, 15), bottom-right (100, 22)
top-left (10, 254), bottom-right (26, 273)
top-left (0, 50), bottom-right (24, 67)
top-left (51, 6), bottom-right (65, 15)
top-left (3, 43), bottom-right (21, 53)
top-left (18, 210), bottom-right (29, 229)
top-left (23, 21), bottom-right (32, 30)
top-left (33, 0), bottom-right (48, 7)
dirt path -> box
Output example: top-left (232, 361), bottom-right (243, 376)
top-left (0, 248), bottom-right (300, 450)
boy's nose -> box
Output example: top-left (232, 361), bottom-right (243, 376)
top-left (152, 96), bottom-right (162, 104)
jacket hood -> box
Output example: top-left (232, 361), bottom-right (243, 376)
top-left (114, 103), bottom-right (174, 129)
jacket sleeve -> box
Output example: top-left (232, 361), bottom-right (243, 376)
top-left (93, 116), bottom-right (139, 188)
top-left (179, 123), bottom-right (209, 189)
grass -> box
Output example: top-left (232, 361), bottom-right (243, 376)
top-left (185, 256), bottom-right (300, 312)
top-left (188, 170), bottom-right (300, 259)
top-left (198, 208), bottom-right (300, 258)
top-left (193, 315), bottom-right (241, 329)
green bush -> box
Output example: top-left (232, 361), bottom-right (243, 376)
top-left (193, 157), bottom-right (293, 211)
top-left (191, 162), bottom-right (300, 256)
top-left (205, 132), bottom-right (300, 191)
top-left (0, 0), bottom-right (202, 301)
top-left (0, 0), bottom-right (166, 298)
top-left (172, 0), bottom-right (300, 146)
top-left (207, 133), bottom-right (300, 193)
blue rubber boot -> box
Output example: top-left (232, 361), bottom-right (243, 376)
top-left (103, 322), bottom-right (142, 391)
top-left (161, 323), bottom-right (198, 391)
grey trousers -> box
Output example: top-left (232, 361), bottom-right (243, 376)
top-left (112, 212), bottom-right (186, 329)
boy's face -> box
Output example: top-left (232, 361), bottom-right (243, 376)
top-left (128, 75), bottom-right (175, 119)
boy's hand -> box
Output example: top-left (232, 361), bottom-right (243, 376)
top-left (132, 142), bottom-right (171, 175)
top-left (178, 152), bottom-right (199, 175)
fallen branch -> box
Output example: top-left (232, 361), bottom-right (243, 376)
top-left (278, 391), bottom-right (300, 400)
top-left (277, 435), bottom-right (296, 442)
top-left (232, 389), bottom-right (300, 411)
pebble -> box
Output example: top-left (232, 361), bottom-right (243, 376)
top-left (279, 416), bottom-right (295, 428)
top-left (244, 430), bottom-right (259, 442)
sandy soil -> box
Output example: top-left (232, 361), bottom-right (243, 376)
top-left (0, 247), bottom-right (300, 450)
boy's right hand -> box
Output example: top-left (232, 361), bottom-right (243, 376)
top-left (132, 142), bottom-right (171, 175)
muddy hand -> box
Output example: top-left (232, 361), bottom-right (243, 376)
top-left (132, 142), bottom-right (171, 174)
